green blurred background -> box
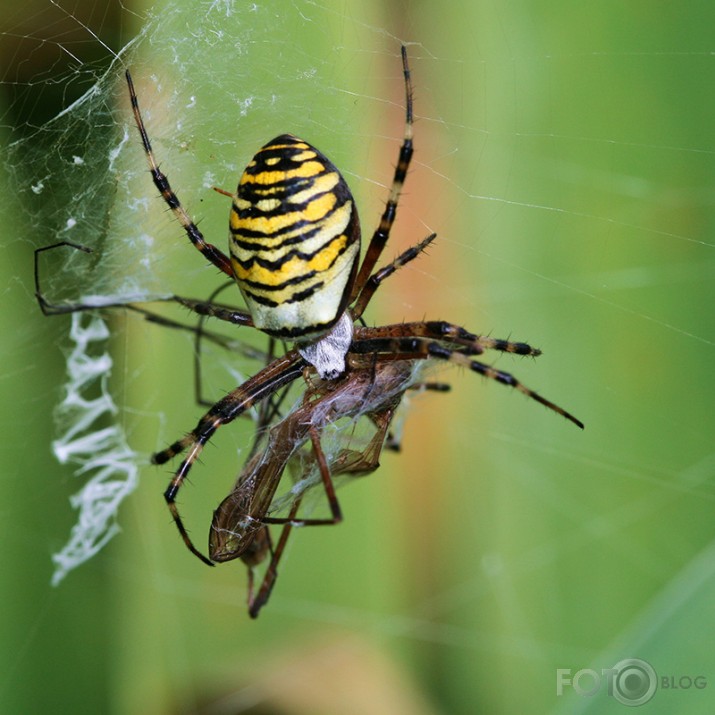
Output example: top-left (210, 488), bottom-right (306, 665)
top-left (2, 1), bottom-right (715, 713)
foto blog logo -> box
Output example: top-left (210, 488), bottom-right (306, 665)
top-left (556, 658), bottom-right (707, 706)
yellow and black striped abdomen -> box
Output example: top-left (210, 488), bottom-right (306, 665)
top-left (229, 134), bottom-right (360, 340)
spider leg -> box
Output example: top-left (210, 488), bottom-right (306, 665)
top-left (355, 321), bottom-right (542, 357)
top-left (155, 352), bottom-right (306, 565)
top-left (434, 344), bottom-right (584, 428)
top-left (351, 336), bottom-right (584, 429)
top-left (351, 232), bottom-right (435, 320)
top-left (154, 352), bottom-right (305, 464)
top-left (408, 381), bottom-right (451, 392)
top-left (350, 45), bottom-right (414, 309)
top-left (172, 296), bottom-right (253, 326)
top-left (125, 70), bottom-right (235, 278)
top-left (35, 241), bottom-right (254, 331)
top-left (35, 241), bottom-right (97, 316)
top-left (192, 282), bottom-right (268, 407)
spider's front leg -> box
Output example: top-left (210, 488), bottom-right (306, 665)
top-left (152, 352), bottom-right (306, 566)
top-left (125, 70), bottom-right (235, 278)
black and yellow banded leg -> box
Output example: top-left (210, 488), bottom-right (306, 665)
top-left (351, 45), bottom-right (415, 309)
top-left (355, 320), bottom-right (542, 357)
top-left (351, 232), bottom-right (436, 319)
top-left (153, 353), bottom-right (307, 564)
top-left (351, 336), bottom-right (584, 429)
top-left (125, 70), bottom-right (235, 278)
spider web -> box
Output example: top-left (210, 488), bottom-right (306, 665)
top-left (4, 0), bottom-right (387, 584)
top-left (3, 2), bottom-right (715, 714)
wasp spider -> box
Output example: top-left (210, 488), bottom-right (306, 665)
top-left (38, 46), bottom-right (583, 578)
